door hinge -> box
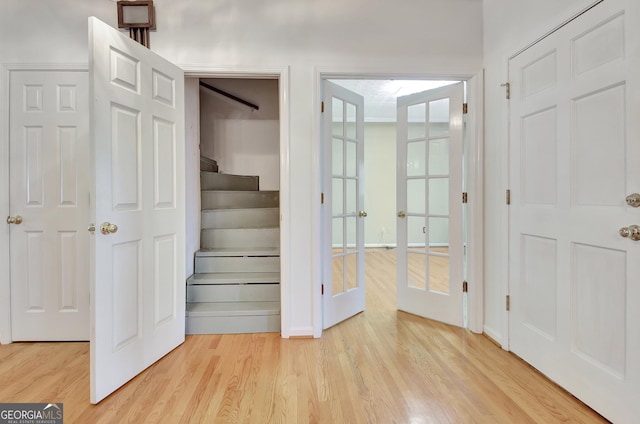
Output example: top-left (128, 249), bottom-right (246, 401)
top-left (321, 192), bottom-right (325, 204)
top-left (321, 101), bottom-right (325, 113)
top-left (501, 82), bottom-right (511, 100)
top-left (322, 284), bottom-right (325, 295)
top-left (506, 189), bottom-right (511, 205)
top-left (462, 281), bottom-right (468, 293)
top-left (506, 295), bottom-right (511, 311)
top-left (462, 103), bottom-right (468, 114)
top-left (462, 192), bottom-right (468, 204)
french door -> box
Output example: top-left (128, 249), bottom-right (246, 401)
top-left (322, 81), bottom-right (366, 329)
top-left (396, 83), bottom-right (464, 327)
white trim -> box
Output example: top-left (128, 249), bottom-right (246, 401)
top-left (181, 64), bottom-right (292, 339)
top-left (499, 55), bottom-right (511, 350)
top-left (315, 68), bottom-right (484, 336)
top-left (287, 326), bottom-right (315, 338)
top-left (0, 63), bottom-right (89, 345)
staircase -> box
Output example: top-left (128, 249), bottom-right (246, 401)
top-left (186, 158), bottom-right (281, 334)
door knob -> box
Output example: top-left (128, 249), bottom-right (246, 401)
top-left (88, 224), bottom-right (96, 233)
top-left (100, 222), bottom-right (118, 235)
top-left (397, 211), bottom-right (406, 218)
top-left (6, 215), bottom-right (23, 225)
top-left (619, 225), bottom-right (640, 241)
top-left (626, 193), bottom-right (640, 208)
top-left (358, 210), bottom-right (368, 218)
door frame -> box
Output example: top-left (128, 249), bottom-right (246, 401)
top-left (181, 65), bottom-right (292, 338)
top-left (313, 69), bottom-right (484, 337)
top-left (0, 64), bottom-right (292, 343)
top-left (0, 63), bottom-right (89, 344)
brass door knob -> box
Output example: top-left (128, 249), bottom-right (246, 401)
top-left (6, 215), bottom-right (23, 225)
top-left (397, 211), bottom-right (406, 218)
top-left (620, 225), bottom-right (640, 241)
top-left (358, 210), bottom-right (368, 218)
top-left (100, 222), bottom-right (118, 235)
top-left (626, 193), bottom-right (640, 208)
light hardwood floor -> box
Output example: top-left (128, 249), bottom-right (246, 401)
top-left (0, 249), bottom-right (607, 423)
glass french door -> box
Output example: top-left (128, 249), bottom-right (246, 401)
top-left (396, 82), bottom-right (464, 327)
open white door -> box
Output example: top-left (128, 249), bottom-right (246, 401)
top-left (322, 81), bottom-right (366, 329)
top-left (396, 83), bottom-right (464, 327)
top-left (89, 17), bottom-right (185, 403)
top-left (508, 1), bottom-right (640, 422)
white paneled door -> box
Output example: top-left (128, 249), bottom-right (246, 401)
top-left (396, 83), bottom-right (464, 327)
top-left (322, 81), bottom-right (366, 329)
top-left (89, 17), bottom-right (185, 403)
top-left (508, 1), bottom-right (640, 422)
top-left (8, 70), bottom-right (90, 341)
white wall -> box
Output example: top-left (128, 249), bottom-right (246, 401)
top-left (0, 0), bottom-right (483, 338)
top-left (482, 0), bottom-right (599, 345)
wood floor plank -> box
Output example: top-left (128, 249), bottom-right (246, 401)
top-left (0, 249), bottom-right (608, 423)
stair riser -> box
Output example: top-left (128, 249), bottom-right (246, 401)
top-left (201, 228), bottom-right (279, 249)
top-left (195, 256), bottom-right (280, 273)
top-left (201, 208), bottom-right (279, 229)
top-left (186, 315), bottom-right (281, 334)
top-left (187, 284), bottom-right (280, 303)
top-left (201, 191), bottom-right (279, 209)
top-left (201, 172), bottom-right (259, 191)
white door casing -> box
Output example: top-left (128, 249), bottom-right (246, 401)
top-left (322, 81), bottom-right (365, 329)
top-left (396, 83), bottom-right (464, 327)
top-left (508, 1), bottom-right (640, 422)
top-left (8, 70), bottom-right (90, 341)
top-left (89, 17), bottom-right (185, 403)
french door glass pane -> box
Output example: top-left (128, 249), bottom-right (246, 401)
top-left (429, 98), bottom-right (450, 137)
top-left (332, 138), bottom-right (343, 175)
top-left (407, 215), bottom-right (426, 249)
top-left (407, 179), bottom-right (426, 214)
top-left (408, 103), bottom-right (426, 139)
top-left (429, 178), bottom-right (449, 215)
top-left (346, 141), bottom-right (357, 177)
top-left (346, 253), bottom-right (358, 290)
top-left (346, 179), bottom-right (357, 214)
top-left (346, 216), bottom-right (357, 251)
top-left (429, 138), bottom-right (449, 175)
top-left (429, 254), bottom-right (449, 294)
top-left (346, 102), bottom-right (357, 139)
top-left (332, 178), bottom-right (343, 216)
top-left (332, 217), bottom-right (343, 251)
top-left (332, 98), bottom-right (344, 136)
top-left (407, 141), bottom-right (426, 177)
top-left (428, 217), bottom-right (449, 251)
top-left (332, 255), bottom-right (344, 295)
top-left (408, 252), bottom-right (427, 290)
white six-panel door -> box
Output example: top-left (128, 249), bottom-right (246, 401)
top-left (89, 17), bottom-right (186, 403)
top-left (8, 70), bottom-right (90, 341)
top-left (322, 81), bottom-right (366, 329)
top-left (508, 1), bottom-right (640, 422)
top-left (396, 83), bottom-right (464, 327)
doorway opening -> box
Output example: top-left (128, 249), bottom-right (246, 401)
top-left (184, 76), bottom-right (283, 335)
top-left (322, 78), bottom-right (472, 330)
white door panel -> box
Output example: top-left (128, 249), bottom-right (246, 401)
top-left (396, 83), bottom-right (464, 327)
top-left (322, 81), bottom-right (365, 329)
top-left (89, 17), bottom-right (185, 403)
top-left (9, 70), bottom-right (90, 341)
top-left (508, 1), bottom-right (640, 422)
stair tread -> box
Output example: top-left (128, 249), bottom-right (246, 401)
top-left (202, 207), bottom-right (279, 212)
top-left (197, 247), bottom-right (280, 257)
top-left (202, 189), bottom-right (279, 194)
top-left (189, 272), bottom-right (280, 284)
top-left (186, 301), bottom-right (280, 316)
top-left (200, 171), bottom-right (258, 178)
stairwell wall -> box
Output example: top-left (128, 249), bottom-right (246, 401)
top-left (0, 0), bottom-right (483, 338)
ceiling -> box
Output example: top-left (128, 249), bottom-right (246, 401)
top-left (329, 79), bottom-right (459, 122)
